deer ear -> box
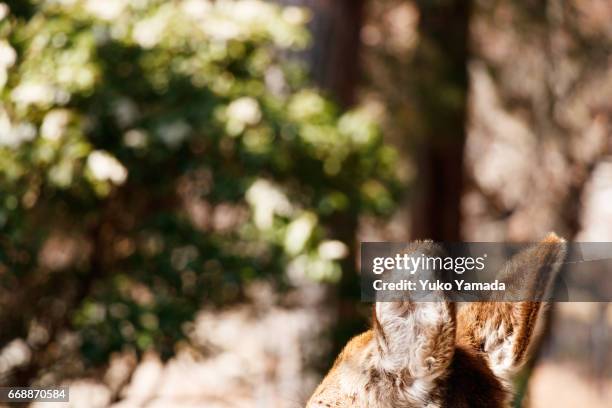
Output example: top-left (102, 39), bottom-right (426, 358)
top-left (373, 242), bottom-right (456, 379)
top-left (373, 300), bottom-right (456, 379)
top-left (457, 234), bottom-right (567, 379)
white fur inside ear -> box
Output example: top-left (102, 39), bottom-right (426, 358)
top-left (375, 301), bottom-right (455, 379)
top-left (482, 319), bottom-right (516, 380)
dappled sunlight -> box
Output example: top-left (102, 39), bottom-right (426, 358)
top-left (0, 1), bottom-right (610, 407)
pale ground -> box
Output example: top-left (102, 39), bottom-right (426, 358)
top-left (27, 284), bottom-right (332, 408)
top-left (526, 302), bottom-right (612, 408)
top-left (529, 361), bottom-right (611, 408)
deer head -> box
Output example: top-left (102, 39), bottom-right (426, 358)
top-left (307, 234), bottom-right (566, 408)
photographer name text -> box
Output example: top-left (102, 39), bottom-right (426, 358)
top-left (372, 279), bottom-right (505, 291)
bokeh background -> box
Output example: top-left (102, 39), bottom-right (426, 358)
top-left (0, 0), bottom-right (610, 407)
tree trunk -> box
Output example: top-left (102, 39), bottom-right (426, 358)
top-left (278, 0), bottom-right (365, 107)
top-left (410, 0), bottom-right (472, 241)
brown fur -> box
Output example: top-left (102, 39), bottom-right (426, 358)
top-left (443, 346), bottom-right (508, 407)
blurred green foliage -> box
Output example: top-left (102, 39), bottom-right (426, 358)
top-left (0, 0), bottom-right (400, 365)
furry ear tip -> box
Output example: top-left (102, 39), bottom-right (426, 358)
top-left (543, 232), bottom-right (565, 244)
top-left (542, 232), bottom-right (567, 256)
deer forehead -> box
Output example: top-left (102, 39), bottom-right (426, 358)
top-left (308, 331), bottom-right (512, 408)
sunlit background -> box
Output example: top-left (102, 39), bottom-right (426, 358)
top-left (0, 0), bottom-right (610, 407)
